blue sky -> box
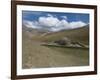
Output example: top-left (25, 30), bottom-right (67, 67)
top-left (22, 10), bottom-right (89, 31)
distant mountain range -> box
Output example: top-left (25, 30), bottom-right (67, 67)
top-left (22, 24), bottom-right (89, 45)
top-left (40, 25), bottom-right (89, 45)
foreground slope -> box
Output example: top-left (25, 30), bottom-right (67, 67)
top-left (22, 25), bottom-right (89, 69)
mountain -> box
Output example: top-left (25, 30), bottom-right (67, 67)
top-left (23, 24), bottom-right (89, 45)
top-left (38, 25), bottom-right (89, 45)
top-left (22, 25), bottom-right (89, 68)
top-left (22, 24), bottom-right (51, 41)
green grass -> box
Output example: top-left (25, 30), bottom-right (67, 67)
top-left (42, 44), bottom-right (89, 49)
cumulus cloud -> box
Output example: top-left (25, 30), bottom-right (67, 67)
top-left (38, 16), bottom-right (59, 27)
top-left (69, 21), bottom-right (87, 29)
top-left (61, 16), bottom-right (68, 20)
top-left (23, 14), bottom-right (87, 32)
top-left (47, 14), bottom-right (53, 17)
top-left (23, 20), bottom-right (37, 28)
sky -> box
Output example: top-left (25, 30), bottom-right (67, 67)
top-left (22, 10), bottom-right (89, 32)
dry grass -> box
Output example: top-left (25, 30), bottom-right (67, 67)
top-left (22, 26), bottom-right (89, 69)
top-left (22, 39), bottom-right (89, 69)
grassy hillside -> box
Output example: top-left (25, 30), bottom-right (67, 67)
top-left (22, 26), bottom-right (89, 69)
top-left (39, 25), bottom-right (89, 45)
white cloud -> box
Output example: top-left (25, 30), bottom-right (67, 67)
top-left (47, 14), bottom-right (53, 17)
top-left (23, 20), bottom-right (39, 29)
top-left (52, 20), bottom-right (70, 31)
top-left (70, 21), bottom-right (87, 29)
top-left (38, 16), bottom-right (59, 27)
top-left (61, 16), bottom-right (67, 20)
top-left (23, 14), bottom-right (87, 32)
